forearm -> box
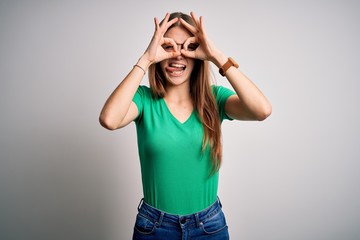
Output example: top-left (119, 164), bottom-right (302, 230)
top-left (100, 13), bottom-right (181, 129)
top-left (211, 52), bottom-right (272, 120)
top-left (99, 57), bottom-right (150, 129)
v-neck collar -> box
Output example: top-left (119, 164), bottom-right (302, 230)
top-left (161, 98), bottom-right (195, 125)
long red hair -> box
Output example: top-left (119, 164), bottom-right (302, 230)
top-left (148, 12), bottom-right (222, 173)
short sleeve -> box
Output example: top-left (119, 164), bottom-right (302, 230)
top-left (132, 85), bottom-right (151, 122)
top-left (212, 85), bottom-right (236, 121)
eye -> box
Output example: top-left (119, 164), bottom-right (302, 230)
top-left (162, 44), bottom-right (175, 52)
top-left (187, 43), bottom-right (198, 51)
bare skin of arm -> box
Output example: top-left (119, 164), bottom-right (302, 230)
top-left (99, 14), bottom-right (180, 130)
top-left (180, 12), bottom-right (272, 121)
top-left (100, 11), bottom-right (271, 130)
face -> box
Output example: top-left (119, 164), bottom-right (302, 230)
top-left (160, 26), bottom-right (195, 87)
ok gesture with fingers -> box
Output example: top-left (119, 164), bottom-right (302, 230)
top-left (179, 12), bottom-right (223, 65)
top-left (144, 13), bottom-right (181, 66)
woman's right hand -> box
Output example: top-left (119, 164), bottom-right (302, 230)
top-left (142, 13), bottom-right (180, 65)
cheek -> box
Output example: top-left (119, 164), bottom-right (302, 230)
top-left (159, 61), bottom-right (167, 73)
top-left (187, 61), bottom-right (195, 72)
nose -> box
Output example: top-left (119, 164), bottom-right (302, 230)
top-left (176, 44), bottom-right (183, 51)
top-left (176, 44), bottom-right (184, 59)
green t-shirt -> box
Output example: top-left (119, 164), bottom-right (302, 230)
top-left (132, 85), bottom-right (235, 215)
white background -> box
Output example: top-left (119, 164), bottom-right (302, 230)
top-left (1, 0), bottom-right (359, 239)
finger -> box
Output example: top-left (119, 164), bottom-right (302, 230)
top-left (190, 11), bottom-right (200, 26)
top-left (180, 49), bottom-right (196, 59)
top-left (160, 12), bottom-right (170, 27)
top-left (167, 51), bottom-right (181, 59)
top-left (179, 18), bottom-right (197, 34)
top-left (199, 16), bottom-right (204, 31)
top-left (160, 50), bottom-right (181, 62)
top-left (163, 37), bottom-right (178, 52)
top-left (199, 16), bottom-right (208, 36)
top-left (199, 15), bottom-right (204, 27)
top-left (164, 17), bottom-right (179, 30)
top-left (154, 17), bottom-right (159, 31)
top-left (183, 37), bottom-right (197, 51)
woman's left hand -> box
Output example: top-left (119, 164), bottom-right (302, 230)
top-left (179, 12), bottom-right (221, 63)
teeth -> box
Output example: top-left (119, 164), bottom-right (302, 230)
top-left (170, 63), bottom-right (185, 68)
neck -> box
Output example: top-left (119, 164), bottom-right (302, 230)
top-left (164, 83), bottom-right (191, 103)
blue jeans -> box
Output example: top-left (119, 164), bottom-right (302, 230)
top-left (132, 197), bottom-right (229, 240)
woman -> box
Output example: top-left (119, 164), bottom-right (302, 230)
top-left (99, 12), bottom-right (271, 240)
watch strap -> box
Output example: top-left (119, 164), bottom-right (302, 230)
top-left (219, 57), bottom-right (239, 76)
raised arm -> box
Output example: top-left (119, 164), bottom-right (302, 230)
top-left (180, 12), bottom-right (272, 121)
top-left (99, 13), bottom-right (181, 130)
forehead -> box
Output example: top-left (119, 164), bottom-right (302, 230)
top-left (164, 26), bottom-right (192, 44)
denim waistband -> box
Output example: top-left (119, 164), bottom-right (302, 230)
top-left (137, 197), bottom-right (223, 228)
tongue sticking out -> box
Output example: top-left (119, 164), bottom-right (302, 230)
top-left (167, 63), bottom-right (186, 73)
top-left (167, 66), bottom-right (184, 71)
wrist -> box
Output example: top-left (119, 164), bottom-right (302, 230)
top-left (137, 55), bottom-right (152, 71)
top-left (219, 57), bottom-right (239, 76)
top-left (211, 51), bottom-right (228, 69)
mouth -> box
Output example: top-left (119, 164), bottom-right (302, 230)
top-left (166, 63), bottom-right (186, 76)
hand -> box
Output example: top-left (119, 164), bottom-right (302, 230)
top-left (179, 12), bottom-right (221, 63)
top-left (143, 13), bottom-right (181, 65)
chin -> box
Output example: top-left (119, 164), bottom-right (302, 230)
top-left (165, 72), bottom-right (191, 86)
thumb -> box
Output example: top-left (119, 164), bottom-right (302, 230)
top-left (162, 51), bottom-right (181, 61)
top-left (180, 49), bottom-right (196, 59)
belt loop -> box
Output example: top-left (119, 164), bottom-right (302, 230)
top-left (217, 196), bottom-right (222, 208)
top-left (137, 198), bottom-right (144, 211)
top-left (157, 212), bottom-right (164, 227)
top-left (194, 213), bottom-right (200, 228)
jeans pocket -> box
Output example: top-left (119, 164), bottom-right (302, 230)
top-left (134, 213), bottom-right (156, 235)
top-left (200, 209), bottom-right (228, 234)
